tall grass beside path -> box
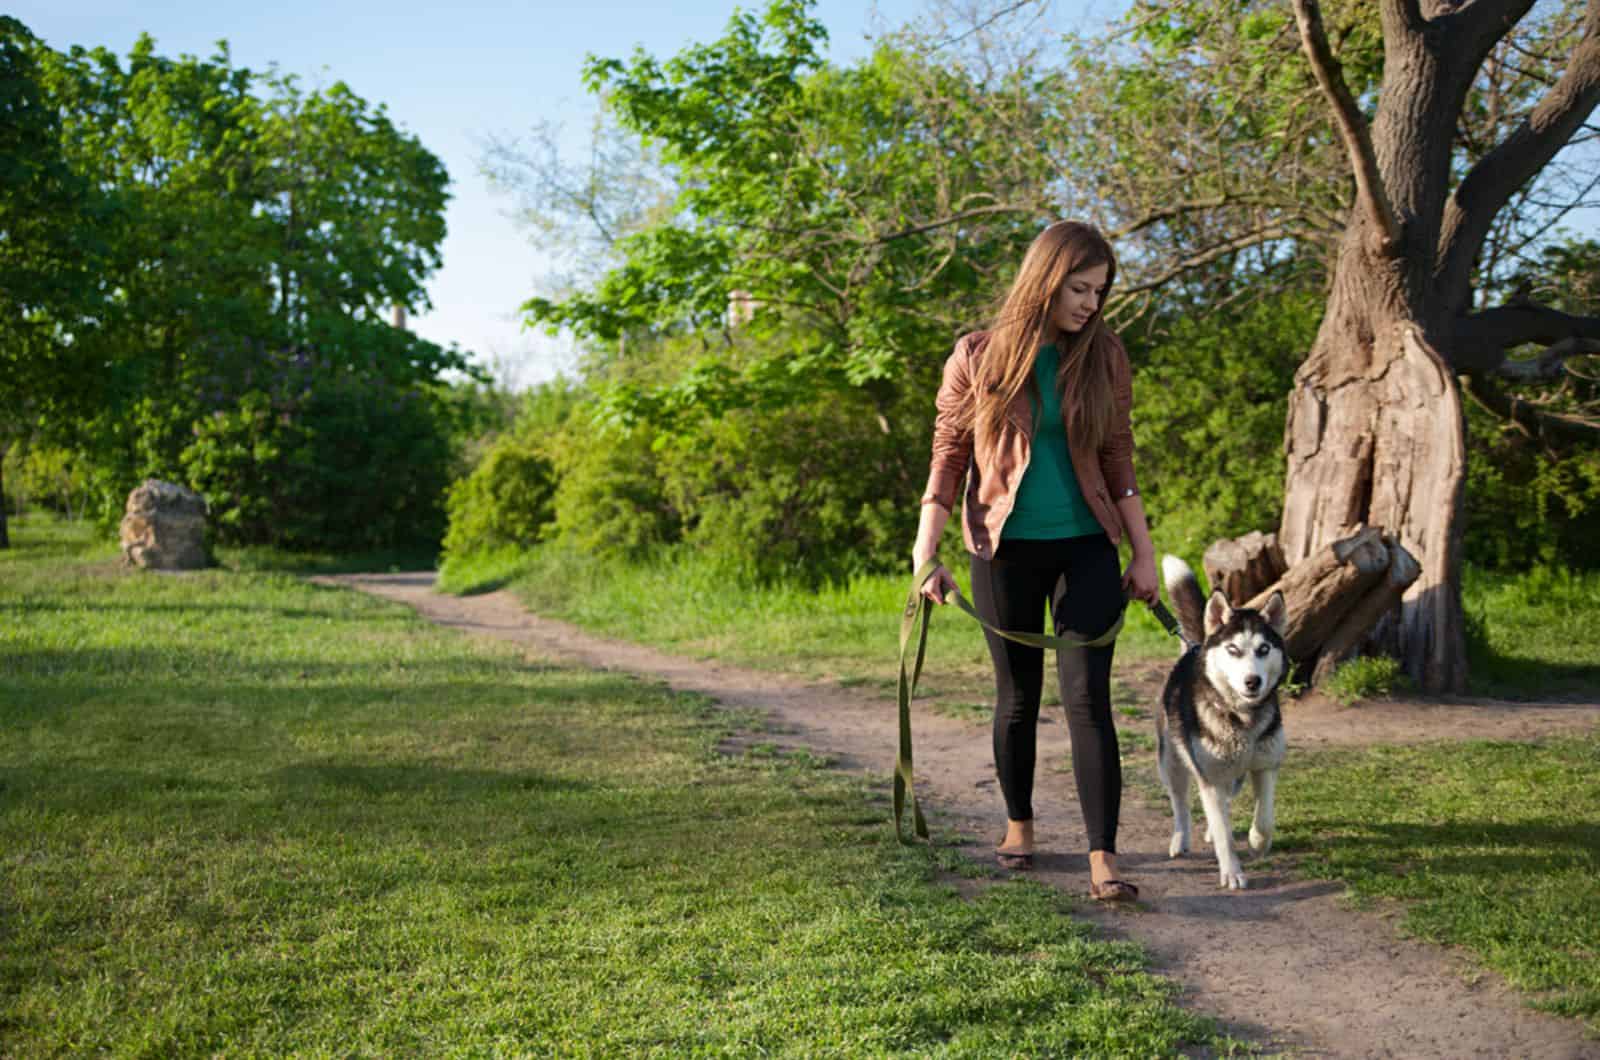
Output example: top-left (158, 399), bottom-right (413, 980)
top-left (1, 516), bottom-right (1229, 1056)
top-left (445, 544), bottom-right (1600, 703)
top-left (440, 544), bottom-right (1175, 708)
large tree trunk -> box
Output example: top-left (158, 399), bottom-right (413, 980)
top-left (1215, 0), bottom-right (1600, 693)
top-left (1278, 239), bottom-right (1469, 692)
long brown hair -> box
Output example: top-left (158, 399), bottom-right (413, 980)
top-left (968, 221), bottom-right (1119, 456)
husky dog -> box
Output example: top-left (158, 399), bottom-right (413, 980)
top-left (1156, 556), bottom-right (1288, 890)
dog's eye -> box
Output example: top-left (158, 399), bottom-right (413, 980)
top-left (1226, 645), bottom-right (1242, 657)
top-left (1256, 644), bottom-right (1271, 658)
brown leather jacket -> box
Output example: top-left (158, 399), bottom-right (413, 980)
top-left (920, 330), bottom-right (1140, 559)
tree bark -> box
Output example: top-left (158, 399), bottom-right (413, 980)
top-left (1203, 530), bottom-right (1285, 604)
top-left (1311, 536), bottom-right (1422, 685)
top-left (1245, 525), bottom-right (1392, 663)
top-left (1279, 253), bottom-right (1469, 691)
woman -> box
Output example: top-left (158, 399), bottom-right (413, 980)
top-left (911, 220), bottom-right (1158, 902)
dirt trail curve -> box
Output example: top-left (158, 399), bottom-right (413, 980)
top-left (318, 572), bottom-right (1600, 1059)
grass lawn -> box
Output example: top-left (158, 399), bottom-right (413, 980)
top-left (1, 515), bottom-right (1230, 1056)
top-left (1278, 739), bottom-right (1600, 1028)
top-left (442, 540), bottom-right (1600, 1034)
top-left (1462, 565), bottom-right (1600, 698)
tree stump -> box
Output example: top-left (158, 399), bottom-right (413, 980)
top-left (1220, 525), bottom-right (1419, 680)
top-left (1203, 530), bottom-right (1286, 603)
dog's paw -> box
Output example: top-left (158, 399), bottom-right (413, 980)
top-left (1249, 827), bottom-right (1272, 855)
top-left (1168, 832), bottom-right (1189, 858)
top-left (1218, 866), bottom-right (1249, 890)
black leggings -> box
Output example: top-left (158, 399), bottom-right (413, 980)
top-left (970, 534), bottom-right (1125, 852)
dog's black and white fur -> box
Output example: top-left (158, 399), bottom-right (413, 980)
top-left (1156, 556), bottom-right (1288, 890)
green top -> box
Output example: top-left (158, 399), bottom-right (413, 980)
top-left (1002, 344), bottom-right (1102, 541)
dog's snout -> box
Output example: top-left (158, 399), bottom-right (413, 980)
top-left (1243, 674), bottom-right (1262, 693)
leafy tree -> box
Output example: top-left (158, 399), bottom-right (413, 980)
top-left (524, 1), bottom-right (1068, 421)
top-left (0, 16), bottom-right (100, 546)
top-left (15, 30), bottom-right (475, 548)
top-left (1132, 289), bottom-right (1322, 554)
top-left (1059, 0), bottom-right (1600, 690)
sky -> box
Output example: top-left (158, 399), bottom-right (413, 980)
top-left (12, 1), bottom-right (1130, 388)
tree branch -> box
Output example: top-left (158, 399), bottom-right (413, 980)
top-left (1291, 0), bottom-right (1404, 256)
top-left (1381, 0), bottom-right (1424, 36)
top-left (1455, 301), bottom-right (1600, 369)
top-left (1438, 0), bottom-right (1600, 297)
top-left (868, 203), bottom-right (1029, 245)
top-left (1494, 335), bottom-right (1600, 379)
top-left (1462, 373), bottom-right (1600, 445)
top-left (1439, 0), bottom-right (1538, 53)
top-left (1111, 224), bottom-right (1299, 301)
top-left (929, 0), bottom-right (1047, 52)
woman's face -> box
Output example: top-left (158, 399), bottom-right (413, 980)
top-left (1050, 263), bottom-right (1110, 335)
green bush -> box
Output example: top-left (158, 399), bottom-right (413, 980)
top-left (2, 442), bottom-right (92, 517)
top-left (439, 378), bottom-right (588, 559)
top-left (1463, 401), bottom-right (1600, 571)
top-left (1322, 655), bottom-right (1412, 705)
top-left (548, 421), bottom-right (682, 561)
top-left (651, 398), bottom-right (921, 581)
top-left (441, 442), bottom-right (559, 556)
top-left (181, 378), bottom-right (452, 553)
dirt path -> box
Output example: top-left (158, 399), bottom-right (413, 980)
top-left (318, 572), bottom-right (1599, 1059)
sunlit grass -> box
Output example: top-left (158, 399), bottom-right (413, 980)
top-left (450, 544), bottom-right (1173, 717)
top-left (1279, 738), bottom-right (1600, 1029)
top-left (441, 541), bottom-right (1599, 704)
top-left (1, 517), bottom-right (1230, 1056)
top-left (1463, 564), bottom-right (1600, 698)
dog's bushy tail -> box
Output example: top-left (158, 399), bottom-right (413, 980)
top-left (1161, 555), bottom-right (1206, 645)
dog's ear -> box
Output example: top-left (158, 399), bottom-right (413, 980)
top-left (1204, 590), bottom-right (1232, 637)
top-left (1261, 590), bottom-right (1288, 636)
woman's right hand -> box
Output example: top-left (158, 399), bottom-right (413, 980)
top-left (914, 558), bottom-right (960, 605)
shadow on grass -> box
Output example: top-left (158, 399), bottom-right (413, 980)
top-left (271, 762), bottom-right (595, 796)
top-left (1464, 646), bottom-right (1600, 701)
top-left (219, 546), bottom-right (440, 576)
top-left (1285, 816), bottom-right (1600, 877)
top-left (449, 573), bottom-right (519, 597)
top-left (2, 598), bottom-right (382, 624)
top-left (0, 760), bottom-right (596, 813)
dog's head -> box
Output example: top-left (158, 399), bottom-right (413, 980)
top-left (1201, 589), bottom-right (1288, 706)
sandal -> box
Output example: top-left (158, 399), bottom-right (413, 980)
top-left (1088, 879), bottom-right (1140, 902)
top-left (995, 846), bottom-right (1034, 871)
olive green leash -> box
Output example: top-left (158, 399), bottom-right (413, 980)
top-left (894, 559), bottom-right (1184, 843)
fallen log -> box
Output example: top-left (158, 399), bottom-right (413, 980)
top-left (1310, 538), bottom-right (1422, 685)
top-left (1243, 525), bottom-right (1391, 664)
top-left (1203, 530), bottom-right (1285, 604)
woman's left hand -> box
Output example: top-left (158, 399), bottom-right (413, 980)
top-left (1122, 552), bottom-right (1159, 605)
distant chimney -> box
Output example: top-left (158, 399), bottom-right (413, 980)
top-left (727, 289), bottom-right (758, 328)
top-left (391, 305), bottom-right (407, 330)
